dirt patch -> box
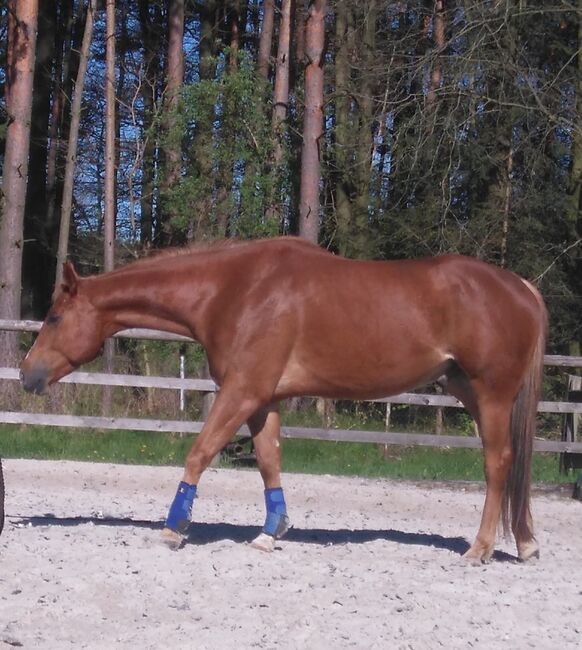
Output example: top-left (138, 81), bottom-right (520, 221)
top-left (0, 459), bottom-right (581, 649)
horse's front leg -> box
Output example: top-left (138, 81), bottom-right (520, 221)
top-left (247, 404), bottom-right (290, 552)
top-left (162, 381), bottom-right (266, 548)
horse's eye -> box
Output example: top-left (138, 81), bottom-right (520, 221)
top-left (46, 313), bottom-right (61, 326)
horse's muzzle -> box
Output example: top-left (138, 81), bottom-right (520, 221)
top-left (20, 366), bottom-right (48, 395)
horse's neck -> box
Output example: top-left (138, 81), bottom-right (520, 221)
top-left (86, 263), bottom-right (207, 340)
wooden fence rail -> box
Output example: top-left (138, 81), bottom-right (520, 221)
top-left (0, 319), bottom-right (191, 342)
top-left (1, 367), bottom-right (582, 414)
top-left (0, 410), bottom-right (580, 453)
top-left (2, 318), bottom-right (582, 367)
top-left (1, 319), bottom-right (582, 453)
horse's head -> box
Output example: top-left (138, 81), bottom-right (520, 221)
top-left (20, 262), bottom-right (105, 394)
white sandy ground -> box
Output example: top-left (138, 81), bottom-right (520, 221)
top-left (0, 459), bottom-right (581, 650)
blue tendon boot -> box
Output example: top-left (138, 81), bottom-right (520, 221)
top-left (161, 481), bottom-right (197, 549)
top-left (251, 487), bottom-right (290, 553)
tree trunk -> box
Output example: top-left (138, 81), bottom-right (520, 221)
top-left (265, 0), bottom-right (292, 225)
top-left (215, 1), bottom-right (243, 238)
top-left (102, 0), bottom-right (117, 416)
top-left (351, 1), bottom-right (376, 258)
top-left (165, 0), bottom-right (185, 183)
top-left (0, 0), bottom-right (39, 395)
top-left (227, 0), bottom-right (241, 70)
top-left (138, 0), bottom-right (162, 246)
top-left (55, 0), bottom-right (97, 286)
top-left (22, 1), bottom-right (56, 318)
top-left (285, 2), bottom-right (308, 236)
top-left (257, 0), bottom-right (275, 79)
top-left (500, 146), bottom-right (513, 267)
top-left (568, 0), bottom-right (582, 249)
top-left (104, 0), bottom-right (116, 274)
top-left (334, 2), bottom-right (376, 259)
top-left (294, 0), bottom-right (306, 69)
top-left (334, 0), bottom-right (352, 254)
top-left (298, 0), bottom-right (326, 244)
top-left (426, 0), bottom-right (445, 107)
top-left (568, 0), bottom-right (582, 348)
top-left (300, 0), bottom-right (327, 417)
top-left (272, 0), bottom-right (291, 163)
top-left (114, 2), bottom-right (128, 222)
top-left (45, 0), bottom-right (74, 252)
top-left (159, 0), bottom-right (185, 241)
top-left (193, 1), bottom-right (218, 241)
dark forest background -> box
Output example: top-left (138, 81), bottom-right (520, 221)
top-left (1, 0), bottom-right (582, 358)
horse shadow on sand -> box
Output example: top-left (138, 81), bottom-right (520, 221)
top-left (9, 514), bottom-right (517, 562)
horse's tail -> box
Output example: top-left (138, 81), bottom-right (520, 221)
top-left (502, 281), bottom-right (548, 540)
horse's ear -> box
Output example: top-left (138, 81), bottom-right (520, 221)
top-left (62, 261), bottom-right (79, 297)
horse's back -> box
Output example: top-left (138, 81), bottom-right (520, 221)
top-left (239, 240), bottom-right (544, 351)
top-left (255, 243), bottom-right (546, 399)
top-left (230, 240), bottom-right (545, 348)
top-left (199, 240), bottom-right (546, 399)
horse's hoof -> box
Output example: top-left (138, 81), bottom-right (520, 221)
top-left (250, 532), bottom-right (276, 553)
top-left (518, 540), bottom-right (540, 562)
top-left (462, 551), bottom-right (484, 566)
top-left (462, 544), bottom-right (493, 566)
top-left (161, 527), bottom-right (186, 550)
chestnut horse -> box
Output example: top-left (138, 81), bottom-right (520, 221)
top-left (20, 237), bottom-right (548, 563)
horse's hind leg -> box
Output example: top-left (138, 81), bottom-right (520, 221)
top-left (446, 369), bottom-right (515, 564)
top-left (445, 366), bottom-right (481, 430)
top-left (463, 395), bottom-right (513, 564)
top-left (247, 404), bottom-right (290, 552)
top-left (248, 404), bottom-right (284, 490)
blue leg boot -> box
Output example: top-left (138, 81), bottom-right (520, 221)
top-left (251, 487), bottom-right (290, 552)
top-left (162, 481), bottom-right (196, 549)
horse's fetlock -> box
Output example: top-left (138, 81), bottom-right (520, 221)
top-left (517, 538), bottom-right (539, 562)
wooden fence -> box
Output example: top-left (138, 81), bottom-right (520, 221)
top-left (1, 319), bottom-right (582, 454)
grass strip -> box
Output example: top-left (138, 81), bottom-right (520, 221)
top-left (0, 424), bottom-right (572, 484)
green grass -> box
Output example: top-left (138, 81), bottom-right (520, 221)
top-left (0, 423), bottom-right (573, 484)
top-left (280, 438), bottom-right (569, 483)
top-left (0, 425), bottom-right (192, 466)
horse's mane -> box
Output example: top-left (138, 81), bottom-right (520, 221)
top-left (108, 238), bottom-right (253, 274)
top-left (106, 237), bottom-right (321, 275)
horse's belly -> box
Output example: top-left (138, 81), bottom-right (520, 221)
top-left (274, 348), bottom-right (451, 401)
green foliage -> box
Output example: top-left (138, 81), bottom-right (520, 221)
top-left (163, 51), bottom-right (282, 240)
top-left (320, 2), bottom-right (582, 351)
